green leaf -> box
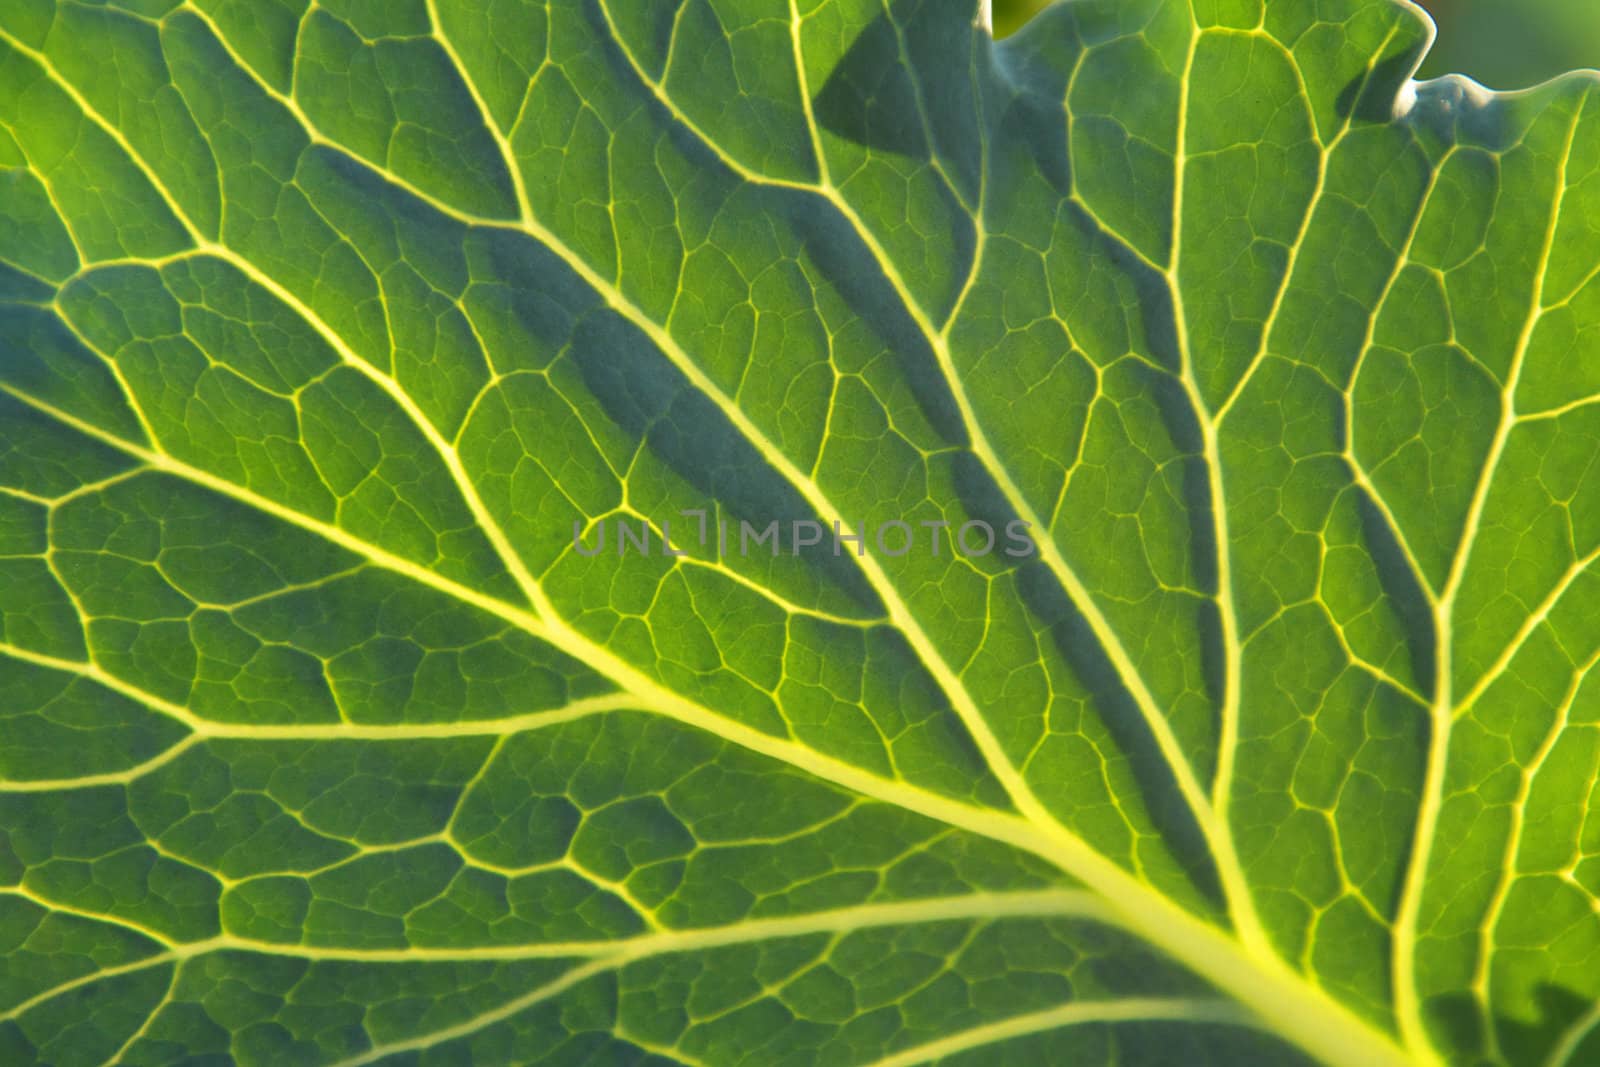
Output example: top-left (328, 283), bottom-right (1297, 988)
top-left (0, 1), bottom-right (1597, 1064)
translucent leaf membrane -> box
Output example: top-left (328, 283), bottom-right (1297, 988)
top-left (1, 0), bottom-right (1598, 1064)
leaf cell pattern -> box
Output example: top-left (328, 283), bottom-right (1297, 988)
top-left (1, 0), bottom-right (1599, 1064)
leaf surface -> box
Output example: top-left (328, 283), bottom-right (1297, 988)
top-left (1, 0), bottom-right (1599, 1064)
